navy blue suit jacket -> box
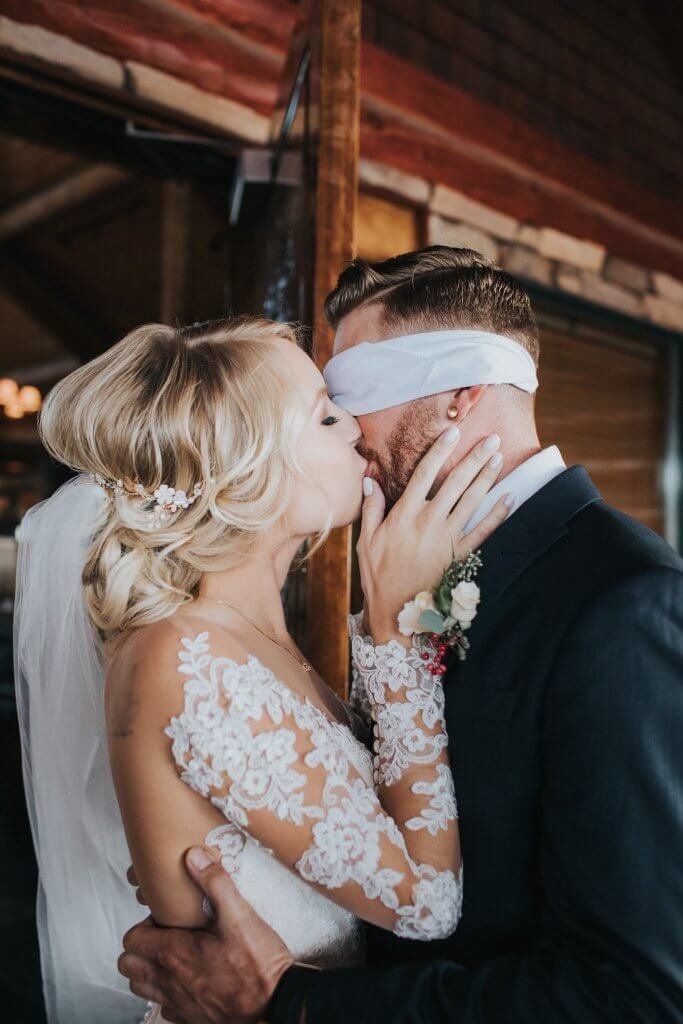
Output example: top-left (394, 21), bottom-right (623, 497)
top-left (270, 467), bottom-right (683, 1024)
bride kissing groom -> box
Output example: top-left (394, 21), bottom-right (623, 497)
top-left (16, 246), bottom-right (682, 1024)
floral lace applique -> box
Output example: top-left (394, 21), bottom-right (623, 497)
top-left (348, 615), bottom-right (455, 796)
top-left (166, 630), bottom-right (462, 941)
top-left (405, 763), bottom-right (459, 835)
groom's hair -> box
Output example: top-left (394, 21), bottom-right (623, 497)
top-left (324, 245), bottom-right (540, 366)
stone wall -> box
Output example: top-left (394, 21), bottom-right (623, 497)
top-left (360, 158), bottom-right (683, 332)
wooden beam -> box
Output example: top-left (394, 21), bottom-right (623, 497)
top-left (360, 44), bottom-right (683, 277)
top-left (142, 0), bottom-right (299, 59)
top-left (0, 164), bottom-right (128, 243)
top-left (0, 244), bottom-right (108, 359)
top-left (361, 43), bottom-right (683, 240)
top-left (2, 3), bottom-right (681, 279)
top-left (0, 0), bottom-right (288, 115)
top-left (306, 0), bottom-right (361, 697)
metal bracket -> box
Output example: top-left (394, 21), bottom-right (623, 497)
top-left (124, 121), bottom-right (237, 149)
top-left (124, 41), bottom-right (310, 226)
top-left (230, 44), bottom-right (310, 225)
top-left (228, 148), bottom-right (303, 225)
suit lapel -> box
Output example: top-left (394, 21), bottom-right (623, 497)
top-left (474, 466), bottom-right (602, 613)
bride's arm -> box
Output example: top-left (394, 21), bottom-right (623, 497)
top-left (163, 625), bottom-right (461, 940)
top-left (106, 624), bottom-right (233, 929)
top-left (108, 609), bottom-right (458, 938)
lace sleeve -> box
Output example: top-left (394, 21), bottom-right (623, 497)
top-left (349, 655), bottom-right (372, 724)
top-left (348, 612), bottom-right (461, 864)
top-left (165, 631), bottom-right (462, 940)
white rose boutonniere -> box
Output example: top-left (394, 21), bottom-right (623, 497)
top-left (397, 550), bottom-right (483, 674)
top-left (449, 581), bottom-right (481, 629)
top-left (397, 591), bottom-right (438, 636)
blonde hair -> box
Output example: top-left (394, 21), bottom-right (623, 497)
top-left (39, 317), bottom-right (314, 641)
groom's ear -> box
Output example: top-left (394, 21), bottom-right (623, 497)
top-left (444, 385), bottom-right (488, 424)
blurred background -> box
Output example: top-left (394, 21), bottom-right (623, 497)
top-left (0, 1), bottom-right (680, 1019)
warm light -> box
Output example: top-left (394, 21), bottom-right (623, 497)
top-left (18, 385), bottom-right (42, 413)
top-left (4, 401), bottom-right (25, 419)
top-left (0, 378), bottom-right (18, 404)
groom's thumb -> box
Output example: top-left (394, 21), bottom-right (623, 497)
top-left (186, 846), bottom-right (247, 935)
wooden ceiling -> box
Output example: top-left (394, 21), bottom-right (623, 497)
top-left (0, 88), bottom-right (239, 451)
top-left (0, 129), bottom-right (154, 378)
top-left (0, 133), bottom-right (90, 208)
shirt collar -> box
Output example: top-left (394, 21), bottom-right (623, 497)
top-left (464, 445), bottom-right (566, 534)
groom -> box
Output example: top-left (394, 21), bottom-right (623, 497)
top-left (120, 247), bottom-right (683, 1023)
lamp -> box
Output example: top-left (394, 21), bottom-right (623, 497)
top-left (18, 386), bottom-right (42, 413)
top-left (0, 379), bottom-right (18, 404)
top-left (0, 379), bottom-right (42, 418)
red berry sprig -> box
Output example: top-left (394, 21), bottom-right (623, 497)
top-left (420, 633), bottom-right (450, 675)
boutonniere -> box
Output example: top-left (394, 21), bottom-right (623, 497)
top-left (398, 550), bottom-right (483, 674)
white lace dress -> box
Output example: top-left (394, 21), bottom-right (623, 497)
top-left (141, 614), bottom-right (463, 1024)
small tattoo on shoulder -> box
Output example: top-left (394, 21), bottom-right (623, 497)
top-left (108, 685), bottom-right (140, 739)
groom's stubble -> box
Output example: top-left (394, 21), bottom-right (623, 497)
top-left (358, 395), bottom-right (440, 511)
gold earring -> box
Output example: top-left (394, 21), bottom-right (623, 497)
top-left (446, 405), bottom-right (459, 420)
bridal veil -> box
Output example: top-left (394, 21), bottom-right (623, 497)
top-left (13, 473), bottom-right (148, 1023)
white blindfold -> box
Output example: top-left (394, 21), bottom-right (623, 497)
top-left (323, 330), bottom-right (538, 415)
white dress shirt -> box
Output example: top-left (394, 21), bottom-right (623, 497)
top-left (464, 445), bottom-right (567, 534)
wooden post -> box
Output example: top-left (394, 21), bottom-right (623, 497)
top-left (306, 0), bottom-right (361, 696)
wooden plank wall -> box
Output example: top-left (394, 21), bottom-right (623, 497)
top-left (536, 326), bottom-right (668, 534)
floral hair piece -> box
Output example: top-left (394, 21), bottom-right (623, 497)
top-left (89, 472), bottom-right (213, 527)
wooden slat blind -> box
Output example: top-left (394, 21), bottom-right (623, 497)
top-left (535, 324), bottom-right (668, 535)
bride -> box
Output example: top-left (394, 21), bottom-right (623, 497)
top-left (14, 316), bottom-right (509, 1024)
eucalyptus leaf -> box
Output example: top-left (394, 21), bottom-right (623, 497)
top-left (418, 608), bottom-right (447, 633)
top-left (437, 582), bottom-right (452, 614)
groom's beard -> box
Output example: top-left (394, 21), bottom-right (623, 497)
top-left (358, 399), bottom-right (439, 512)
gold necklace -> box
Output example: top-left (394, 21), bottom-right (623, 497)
top-left (198, 595), bottom-right (312, 672)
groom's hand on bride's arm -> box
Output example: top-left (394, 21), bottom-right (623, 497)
top-left (126, 864), bottom-right (149, 907)
top-left (119, 846), bottom-right (296, 1024)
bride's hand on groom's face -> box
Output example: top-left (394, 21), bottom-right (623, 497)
top-left (358, 428), bottom-right (512, 643)
top-left (119, 846), bottom-right (293, 1024)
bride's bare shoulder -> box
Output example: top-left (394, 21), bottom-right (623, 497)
top-left (104, 610), bottom-right (248, 740)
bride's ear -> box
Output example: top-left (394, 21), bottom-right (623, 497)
top-left (444, 385), bottom-right (488, 424)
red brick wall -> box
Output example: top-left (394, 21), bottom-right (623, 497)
top-left (363, 0), bottom-right (682, 198)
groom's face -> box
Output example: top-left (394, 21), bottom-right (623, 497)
top-left (332, 304), bottom-right (443, 510)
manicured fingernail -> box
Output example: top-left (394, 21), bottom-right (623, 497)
top-left (188, 847), bottom-right (212, 870)
top-left (504, 493), bottom-right (515, 507)
top-left (489, 452), bottom-right (503, 469)
top-left (444, 425), bottom-right (460, 444)
top-left (482, 434), bottom-right (500, 452)
top-left (363, 477), bottom-right (373, 496)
